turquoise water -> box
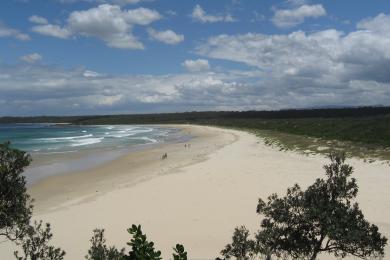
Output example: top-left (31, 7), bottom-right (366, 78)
top-left (0, 123), bottom-right (178, 154)
top-left (0, 123), bottom-right (186, 183)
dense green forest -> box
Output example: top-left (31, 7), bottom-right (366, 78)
top-left (2, 107), bottom-right (390, 148)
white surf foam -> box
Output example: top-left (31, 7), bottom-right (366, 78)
top-left (131, 128), bottom-right (153, 134)
top-left (130, 136), bottom-right (158, 143)
top-left (70, 137), bottom-right (104, 147)
top-left (108, 127), bottom-right (154, 138)
top-left (111, 133), bottom-right (136, 138)
top-left (36, 134), bottom-right (93, 142)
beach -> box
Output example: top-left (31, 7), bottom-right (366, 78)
top-left (1, 125), bottom-right (389, 259)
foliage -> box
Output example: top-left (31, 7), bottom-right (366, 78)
top-left (125, 224), bottom-right (162, 260)
top-left (14, 220), bottom-right (65, 260)
top-left (0, 142), bottom-right (33, 241)
top-left (86, 225), bottom-right (189, 260)
top-left (219, 226), bottom-right (256, 260)
top-left (172, 244), bottom-right (187, 260)
top-left (0, 142), bottom-right (64, 260)
top-left (256, 152), bottom-right (387, 260)
top-left (86, 229), bottom-right (125, 260)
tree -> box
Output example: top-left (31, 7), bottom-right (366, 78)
top-left (172, 244), bottom-right (187, 260)
top-left (219, 226), bottom-right (256, 260)
top-left (86, 225), bottom-right (188, 260)
top-left (256, 152), bottom-right (387, 260)
top-left (86, 229), bottom-right (125, 260)
top-left (0, 142), bottom-right (64, 259)
top-left (0, 142), bottom-right (33, 241)
top-left (125, 224), bottom-right (162, 260)
top-left (14, 220), bottom-right (65, 260)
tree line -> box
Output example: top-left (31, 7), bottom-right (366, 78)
top-left (1, 106), bottom-right (390, 124)
top-left (2, 106), bottom-right (390, 147)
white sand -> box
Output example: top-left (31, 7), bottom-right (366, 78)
top-left (0, 125), bottom-right (389, 259)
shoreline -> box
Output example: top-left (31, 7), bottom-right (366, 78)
top-left (1, 125), bottom-right (389, 259)
top-left (24, 124), bottom-right (191, 184)
top-left (28, 125), bottom-right (237, 214)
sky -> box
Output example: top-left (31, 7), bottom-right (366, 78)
top-left (0, 0), bottom-right (390, 116)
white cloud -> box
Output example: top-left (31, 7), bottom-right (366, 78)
top-left (58, 0), bottom-right (145, 5)
top-left (272, 4), bottom-right (326, 28)
top-left (182, 59), bottom-right (210, 72)
top-left (30, 4), bottom-right (161, 49)
top-left (20, 53), bottom-right (42, 63)
top-left (0, 64), bottom-right (252, 115)
top-left (285, 0), bottom-right (307, 7)
top-left (195, 13), bottom-right (390, 108)
top-left (147, 28), bottom-right (184, 45)
top-left (32, 24), bottom-right (72, 39)
top-left (0, 23), bottom-right (30, 41)
top-left (357, 13), bottom-right (390, 34)
top-left (83, 70), bottom-right (102, 77)
top-left (4, 13), bottom-right (390, 114)
top-left (29, 15), bottom-right (48, 24)
top-left (191, 4), bottom-right (235, 23)
top-left (110, 0), bottom-right (142, 5)
top-left (98, 94), bottom-right (123, 105)
top-left (122, 7), bottom-right (161, 25)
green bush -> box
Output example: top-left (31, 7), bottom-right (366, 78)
top-left (0, 142), bottom-right (64, 260)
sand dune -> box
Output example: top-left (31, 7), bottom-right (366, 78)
top-left (1, 125), bottom-right (389, 259)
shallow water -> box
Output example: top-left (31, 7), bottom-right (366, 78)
top-left (0, 123), bottom-right (177, 153)
top-left (0, 123), bottom-right (190, 184)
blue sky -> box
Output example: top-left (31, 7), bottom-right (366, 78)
top-left (1, 0), bottom-right (390, 115)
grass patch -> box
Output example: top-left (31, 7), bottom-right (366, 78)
top-left (243, 128), bottom-right (390, 165)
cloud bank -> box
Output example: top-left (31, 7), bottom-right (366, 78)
top-left (196, 13), bottom-right (390, 108)
top-left (2, 10), bottom-right (390, 115)
top-left (30, 4), bottom-right (162, 49)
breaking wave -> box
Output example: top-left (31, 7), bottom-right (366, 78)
top-left (1, 124), bottom-right (178, 154)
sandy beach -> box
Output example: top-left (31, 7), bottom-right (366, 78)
top-left (1, 125), bottom-right (389, 260)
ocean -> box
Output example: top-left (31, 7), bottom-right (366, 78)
top-left (0, 123), bottom-right (186, 183)
top-left (0, 123), bottom-right (179, 154)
